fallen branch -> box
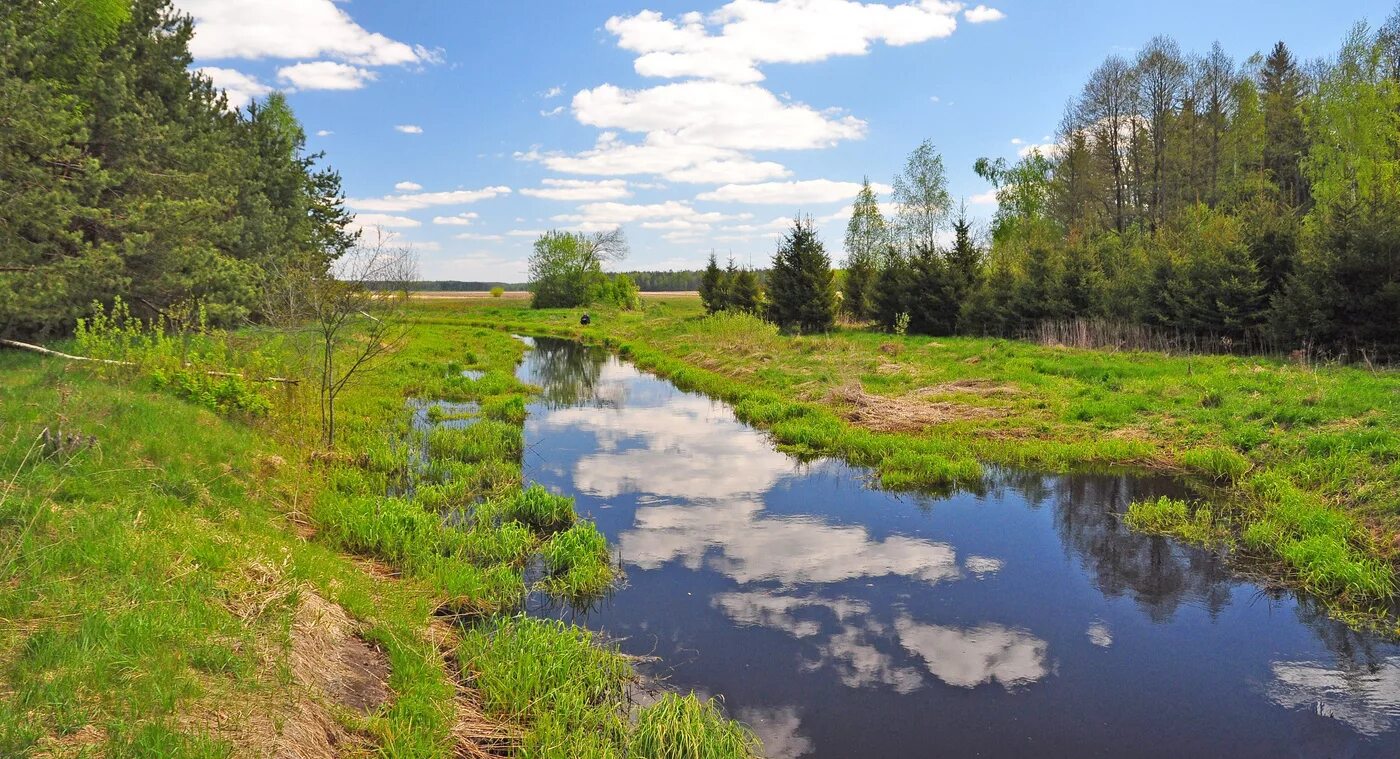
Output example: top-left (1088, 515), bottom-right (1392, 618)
top-left (0, 338), bottom-right (300, 384)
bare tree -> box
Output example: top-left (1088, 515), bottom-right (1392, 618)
top-left (1078, 55), bottom-right (1136, 233)
top-left (1134, 36), bottom-right (1189, 228)
top-left (306, 229), bottom-right (417, 448)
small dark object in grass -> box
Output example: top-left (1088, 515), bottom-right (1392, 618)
top-left (580, 313), bottom-right (591, 326)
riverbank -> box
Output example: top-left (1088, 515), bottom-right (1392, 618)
top-left (0, 321), bottom-right (758, 756)
top-left (429, 295), bottom-right (1400, 625)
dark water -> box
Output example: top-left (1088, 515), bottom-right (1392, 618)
top-left (516, 337), bottom-right (1400, 759)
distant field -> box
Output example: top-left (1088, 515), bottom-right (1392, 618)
top-left (410, 290), bottom-right (700, 300)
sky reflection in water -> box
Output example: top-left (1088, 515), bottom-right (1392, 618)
top-left (517, 337), bottom-right (1400, 758)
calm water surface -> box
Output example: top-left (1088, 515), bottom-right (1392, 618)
top-left (515, 337), bottom-right (1400, 758)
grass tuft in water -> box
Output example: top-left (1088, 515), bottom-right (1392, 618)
top-left (631, 693), bottom-right (764, 759)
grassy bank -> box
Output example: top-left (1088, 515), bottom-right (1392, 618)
top-left (0, 317), bottom-right (760, 755)
top-left (426, 295), bottom-right (1400, 624)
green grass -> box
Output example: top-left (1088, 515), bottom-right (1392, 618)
top-left (1, 315), bottom-right (759, 755)
top-left (1125, 496), bottom-right (1228, 545)
top-left (632, 694), bottom-right (764, 759)
top-left (458, 617), bottom-right (760, 758)
top-left (424, 295), bottom-right (1400, 620)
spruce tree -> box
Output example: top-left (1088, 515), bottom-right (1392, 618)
top-left (699, 252), bottom-right (724, 314)
top-left (872, 247), bottom-right (913, 332)
top-left (907, 244), bottom-right (958, 335)
top-left (946, 208), bottom-right (983, 321)
top-left (731, 267), bottom-right (761, 313)
top-left (1260, 42), bottom-right (1309, 209)
top-left (766, 217), bottom-right (836, 333)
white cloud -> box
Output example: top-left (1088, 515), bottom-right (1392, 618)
top-left (1009, 137), bottom-right (1024, 145)
top-left (969, 188), bottom-right (999, 205)
top-left (277, 61), bottom-right (376, 91)
top-left (1017, 141), bottom-right (1061, 158)
top-left (523, 134), bottom-right (792, 185)
top-left (347, 186), bottom-right (512, 213)
top-left (895, 617), bottom-right (1050, 690)
top-left (315, 129), bottom-right (334, 137)
top-left (520, 179), bottom-right (632, 202)
top-left (541, 85), bottom-right (564, 99)
top-left (455, 232), bottom-right (505, 241)
top-left (197, 67), bottom-right (271, 109)
top-left (507, 229), bottom-right (547, 237)
top-left (394, 181), bottom-right (423, 192)
top-left (349, 213), bottom-right (421, 233)
top-left (551, 200), bottom-right (744, 233)
top-left (175, 0), bottom-right (434, 66)
top-left (964, 5), bottom-right (1006, 23)
top-left (395, 124), bottom-right (424, 134)
top-left (573, 81), bottom-right (865, 151)
top-left (433, 212), bottom-right (479, 226)
top-left (697, 179), bottom-right (890, 205)
top-left (929, 95), bottom-right (941, 103)
top-left (420, 250), bottom-right (528, 282)
top-left (605, 1), bottom-right (962, 84)
top-left (540, 105), bottom-right (565, 118)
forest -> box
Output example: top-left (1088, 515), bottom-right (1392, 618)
top-left (0, 0), bottom-right (354, 338)
top-left (828, 19), bottom-right (1400, 359)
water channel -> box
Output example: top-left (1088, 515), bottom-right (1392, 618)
top-left (515, 336), bottom-right (1400, 758)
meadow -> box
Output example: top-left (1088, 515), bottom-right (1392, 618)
top-left (426, 294), bottom-right (1400, 623)
top-left (0, 313), bottom-right (759, 757)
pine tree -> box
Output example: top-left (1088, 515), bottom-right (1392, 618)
top-left (699, 252), bottom-right (725, 314)
top-left (766, 217), bottom-right (836, 333)
top-left (907, 244), bottom-right (958, 335)
top-left (872, 247), bottom-right (913, 332)
top-left (1260, 41), bottom-right (1309, 209)
top-left (731, 267), bottom-right (761, 313)
top-left (842, 178), bottom-right (886, 318)
top-left (946, 208), bottom-right (983, 316)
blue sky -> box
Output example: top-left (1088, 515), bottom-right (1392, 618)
top-left (177, 0), bottom-right (1397, 281)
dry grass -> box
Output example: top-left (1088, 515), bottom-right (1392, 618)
top-left (831, 384), bottom-right (1007, 433)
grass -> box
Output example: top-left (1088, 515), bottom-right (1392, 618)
top-left (458, 616), bottom-right (760, 758)
top-left (424, 295), bottom-right (1400, 622)
top-left (0, 313), bottom-right (756, 754)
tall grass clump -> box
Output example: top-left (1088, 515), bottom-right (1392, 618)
top-left (459, 616), bottom-right (632, 756)
top-left (1124, 497), bottom-right (1227, 545)
top-left (631, 694), bottom-right (763, 759)
top-left (426, 419), bottom-right (523, 463)
top-left (491, 484), bottom-right (577, 532)
top-left (540, 521), bottom-right (615, 600)
top-left (1180, 446), bottom-right (1251, 482)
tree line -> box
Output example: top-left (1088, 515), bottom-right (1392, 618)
top-left (0, 0), bottom-right (355, 338)
top-left (857, 13), bottom-right (1398, 358)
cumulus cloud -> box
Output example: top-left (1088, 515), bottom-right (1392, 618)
top-left (697, 179), bottom-right (889, 205)
top-left (347, 186), bottom-right (512, 213)
top-left (395, 124), bottom-right (424, 134)
top-left (525, 135), bottom-right (792, 184)
top-left (394, 181), bottom-right (423, 192)
top-left (964, 5), bottom-right (1006, 23)
top-left (520, 179), bottom-right (633, 202)
top-left (175, 0), bottom-right (434, 65)
top-left (968, 188), bottom-right (999, 205)
top-left (277, 61), bottom-right (376, 91)
top-left (573, 81), bottom-right (865, 151)
top-left (349, 213), bottom-right (421, 233)
top-left (196, 66), bottom-right (271, 109)
top-left (895, 617), bottom-right (1050, 689)
top-left (605, 1), bottom-right (962, 84)
top-left (432, 212), bottom-right (479, 226)
top-left (550, 200), bottom-right (745, 234)
top-left (315, 129), bottom-right (334, 137)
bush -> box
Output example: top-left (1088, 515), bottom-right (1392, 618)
top-left (490, 286), bottom-right (505, 298)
